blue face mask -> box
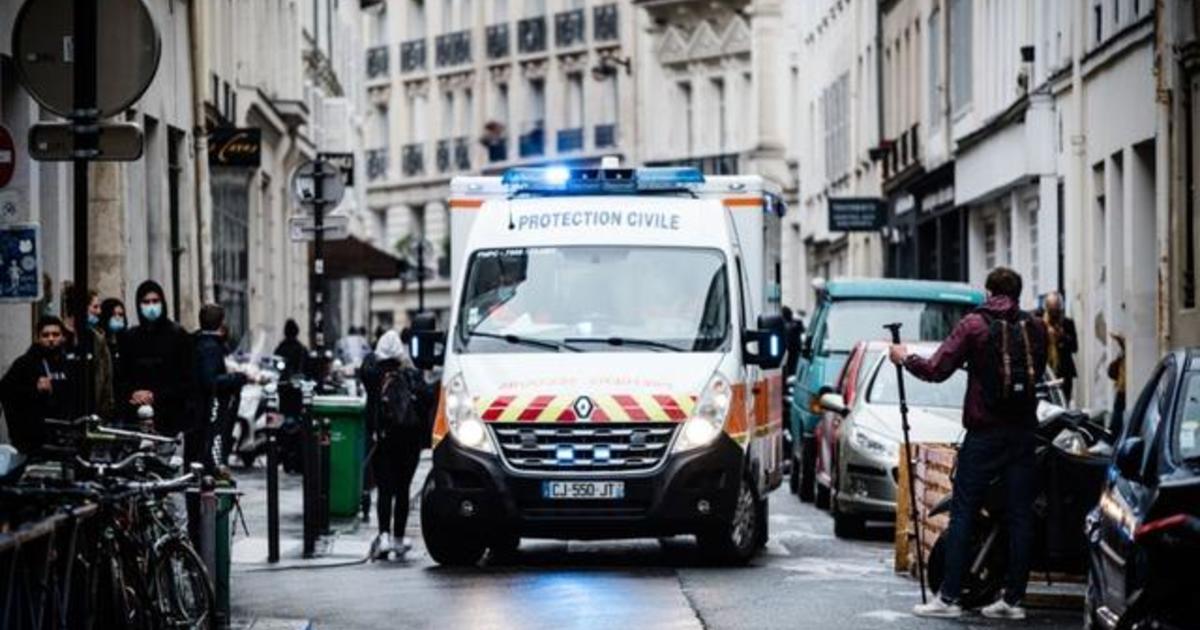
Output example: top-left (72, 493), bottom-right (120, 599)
top-left (107, 317), bottom-right (126, 333)
top-left (140, 302), bottom-right (163, 322)
top-left (87, 313), bottom-right (100, 328)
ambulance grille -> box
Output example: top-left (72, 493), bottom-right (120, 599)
top-left (491, 423), bottom-right (678, 472)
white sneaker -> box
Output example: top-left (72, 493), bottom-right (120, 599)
top-left (373, 532), bottom-right (393, 559)
top-left (981, 599), bottom-right (1026, 620)
top-left (395, 537), bottom-right (413, 556)
top-left (912, 596), bottom-right (963, 618)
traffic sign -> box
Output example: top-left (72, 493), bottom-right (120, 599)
top-left (289, 214), bottom-right (349, 242)
top-left (291, 160), bottom-right (345, 207)
top-left (29, 122), bottom-right (144, 161)
top-left (12, 0), bottom-right (161, 119)
top-left (318, 152), bottom-right (355, 186)
top-left (0, 126), bottom-right (15, 188)
top-left (0, 223), bottom-right (42, 302)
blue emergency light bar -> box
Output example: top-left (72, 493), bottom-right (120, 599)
top-left (501, 166), bottom-right (705, 195)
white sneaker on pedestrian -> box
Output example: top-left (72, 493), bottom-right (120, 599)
top-left (373, 532), bottom-right (393, 559)
top-left (399, 537), bottom-right (413, 553)
top-left (981, 599), bottom-right (1026, 620)
top-left (912, 596), bottom-right (963, 619)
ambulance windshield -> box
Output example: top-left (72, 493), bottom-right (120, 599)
top-left (457, 246), bottom-right (730, 353)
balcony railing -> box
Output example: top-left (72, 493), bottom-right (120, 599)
top-left (436, 139), bottom-right (452, 172)
top-left (366, 148), bottom-right (389, 181)
top-left (519, 123), bottom-right (545, 157)
top-left (646, 153), bottom-right (740, 176)
top-left (454, 137), bottom-right (471, 170)
top-left (400, 39), bottom-right (426, 73)
top-left (594, 4), bottom-right (619, 42)
top-left (518, 17), bottom-right (548, 54)
top-left (402, 143), bottom-right (424, 176)
top-left (555, 9), bottom-right (586, 48)
top-left (366, 46), bottom-right (389, 79)
top-left (594, 123), bottom-right (616, 149)
top-left (435, 31), bottom-right (472, 67)
top-left (485, 136), bottom-right (508, 162)
top-left (883, 123), bottom-right (920, 181)
top-left (557, 127), bottom-right (584, 153)
top-left (486, 23), bottom-right (511, 60)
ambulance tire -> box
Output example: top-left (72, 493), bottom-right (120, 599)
top-left (697, 475), bottom-right (760, 565)
top-left (420, 481), bottom-right (486, 567)
top-left (486, 534), bottom-right (521, 564)
top-left (797, 437), bottom-right (817, 503)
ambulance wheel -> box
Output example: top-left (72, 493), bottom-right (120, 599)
top-left (420, 481), bottom-right (485, 567)
top-left (698, 475), bottom-right (760, 565)
top-left (788, 454), bottom-right (801, 495)
top-left (486, 534), bottom-right (520, 564)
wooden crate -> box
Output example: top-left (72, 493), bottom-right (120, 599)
top-left (894, 443), bottom-right (956, 575)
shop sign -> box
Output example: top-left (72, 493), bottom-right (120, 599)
top-left (208, 127), bottom-right (261, 167)
top-left (828, 197), bottom-right (886, 232)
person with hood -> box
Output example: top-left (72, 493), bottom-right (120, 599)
top-left (120, 280), bottom-right (195, 433)
top-left (194, 304), bottom-right (249, 469)
top-left (0, 317), bottom-right (77, 453)
top-left (361, 329), bottom-right (423, 559)
top-left (889, 267), bottom-right (1047, 620)
top-left (274, 319), bottom-right (308, 380)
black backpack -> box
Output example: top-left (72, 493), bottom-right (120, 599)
top-left (977, 310), bottom-right (1047, 417)
top-left (378, 367), bottom-right (422, 434)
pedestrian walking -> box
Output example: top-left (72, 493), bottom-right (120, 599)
top-left (194, 304), bottom-right (249, 470)
top-left (0, 317), bottom-right (77, 454)
top-left (1034, 292), bottom-right (1078, 404)
top-left (888, 267), bottom-right (1047, 620)
top-left (362, 329), bottom-right (425, 559)
top-left (274, 319), bottom-right (308, 380)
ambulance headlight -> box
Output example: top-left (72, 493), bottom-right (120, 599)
top-left (445, 373), bottom-right (493, 453)
top-left (673, 374), bottom-right (732, 453)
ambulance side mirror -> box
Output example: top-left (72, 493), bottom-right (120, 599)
top-left (409, 313), bottom-right (445, 370)
top-left (744, 314), bottom-right (785, 370)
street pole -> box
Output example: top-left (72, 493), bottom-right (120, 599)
top-left (72, 0), bottom-right (98, 418)
top-left (416, 236), bottom-right (425, 314)
top-left (310, 162), bottom-right (326, 352)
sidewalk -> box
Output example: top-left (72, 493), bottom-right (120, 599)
top-left (228, 451), bottom-right (432, 626)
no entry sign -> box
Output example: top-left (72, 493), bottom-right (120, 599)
top-left (0, 126), bottom-right (15, 188)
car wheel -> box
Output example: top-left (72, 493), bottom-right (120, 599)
top-left (698, 474), bottom-right (760, 565)
top-left (420, 478), bottom-right (486, 567)
top-left (1084, 567), bottom-right (1101, 630)
top-left (486, 533), bottom-right (521, 564)
top-left (788, 454), bottom-right (801, 495)
top-left (815, 481), bottom-right (831, 510)
top-left (798, 437), bottom-right (816, 503)
top-left (833, 511), bottom-right (864, 539)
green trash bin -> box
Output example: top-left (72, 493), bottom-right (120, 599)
top-left (312, 394), bottom-right (367, 517)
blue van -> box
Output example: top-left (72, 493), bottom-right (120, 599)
top-left (787, 278), bottom-right (984, 501)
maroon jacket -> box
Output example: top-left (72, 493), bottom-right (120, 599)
top-left (902, 295), bottom-right (1046, 431)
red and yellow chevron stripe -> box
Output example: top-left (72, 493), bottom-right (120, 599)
top-left (475, 393), bottom-right (697, 423)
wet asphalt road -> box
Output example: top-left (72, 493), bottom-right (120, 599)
top-left (231, 464), bottom-right (1081, 630)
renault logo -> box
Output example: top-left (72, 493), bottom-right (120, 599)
top-left (573, 396), bottom-right (595, 420)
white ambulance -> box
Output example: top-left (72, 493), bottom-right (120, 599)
top-left (410, 160), bottom-right (787, 565)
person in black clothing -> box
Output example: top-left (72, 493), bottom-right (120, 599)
top-left (274, 319), bottom-right (307, 380)
top-left (1034, 292), bottom-right (1078, 404)
top-left (0, 317), bottom-right (76, 454)
top-left (362, 329), bottom-right (424, 558)
top-left (99, 298), bottom-right (127, 398)
top-left (120, 280), bottom-right (195, 434)
top-left (194, 304), bottom-right (249, 469)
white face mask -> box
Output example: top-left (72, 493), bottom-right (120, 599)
top-left (140, 302), bottom-right (163, 322)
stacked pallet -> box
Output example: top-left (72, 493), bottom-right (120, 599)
top-left (894, 443), bottom-right (956, 574)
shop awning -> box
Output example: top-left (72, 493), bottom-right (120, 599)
top-left (308, 235), bottom-right (404, 280)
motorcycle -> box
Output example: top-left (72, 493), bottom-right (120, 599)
top-left (925, 402), bottom-right (1114, 608)
top-left (225, 353), bottom-right (285, 468)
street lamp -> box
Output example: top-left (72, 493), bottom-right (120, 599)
top-left (591, 56), bottom-right (632, 81)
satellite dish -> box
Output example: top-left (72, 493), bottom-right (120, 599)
top-left (12, 0), bottom-right (162, 119)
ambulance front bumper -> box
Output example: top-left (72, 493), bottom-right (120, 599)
top-left (422, 434), bottom-right (744, 540)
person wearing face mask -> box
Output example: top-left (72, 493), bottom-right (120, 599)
top-left (119, 280), bottom-right (195, 434)
top-left (61, 285), bottom-right (114, 420)
top-left (0, 317), bottom-right (78, 454)
top-left (98, 298), bottom-right (128, 407)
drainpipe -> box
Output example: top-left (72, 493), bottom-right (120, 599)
top-left (1153, 0), bottom-right (1172, 352)
top-left (189, 0), bottom-right (214, 305)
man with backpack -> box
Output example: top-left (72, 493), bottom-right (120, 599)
top-left (888, 267), bottom-right (1047, 620)
top-left (362, 329), bottom-right (425, 559)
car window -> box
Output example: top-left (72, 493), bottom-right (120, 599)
top-left (1134, 359), bottom-right (1178, 471)
top-left (822, 299), bottom-right (970, 353)
top-left (868, 359), bottom-right (968, 409)
top-left (1176, 373), bottom-right (1200, 462)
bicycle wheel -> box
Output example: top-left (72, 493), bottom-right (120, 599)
top-left (150, 537), bottom-right (215, 629)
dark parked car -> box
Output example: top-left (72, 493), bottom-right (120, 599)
top-left (1085, 347), bottom-right (1200, 629)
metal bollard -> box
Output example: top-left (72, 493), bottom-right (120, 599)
top-left (302, 415), bottom-right (319, 558)
top-left (266, 428), bottom-right (280, 564)
top-left (198, 473), bottom-right (218, 598)
top-left (318, 417), bottom-right (332, 535)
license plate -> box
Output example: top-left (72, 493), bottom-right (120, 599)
top-left (542, 480), bottom-right (625, 500)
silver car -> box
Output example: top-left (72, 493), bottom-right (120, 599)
top-left (818, 341), bottom-right (968, 538)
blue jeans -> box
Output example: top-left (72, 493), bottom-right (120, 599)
top-left (939, 426), bottom-right (1036, 606)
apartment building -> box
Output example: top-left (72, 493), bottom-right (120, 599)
top-left (362, 0), bottom-right (636, 329)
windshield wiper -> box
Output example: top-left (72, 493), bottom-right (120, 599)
top-left (563, 336), bottom-right (684, 352)
top-left (467, 331), bottom-right (581, 352)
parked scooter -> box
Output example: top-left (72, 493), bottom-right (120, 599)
top-left (926, 402), bottom-right (1113, 608)
top-left (225, 353), bottom-right (285, 467)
